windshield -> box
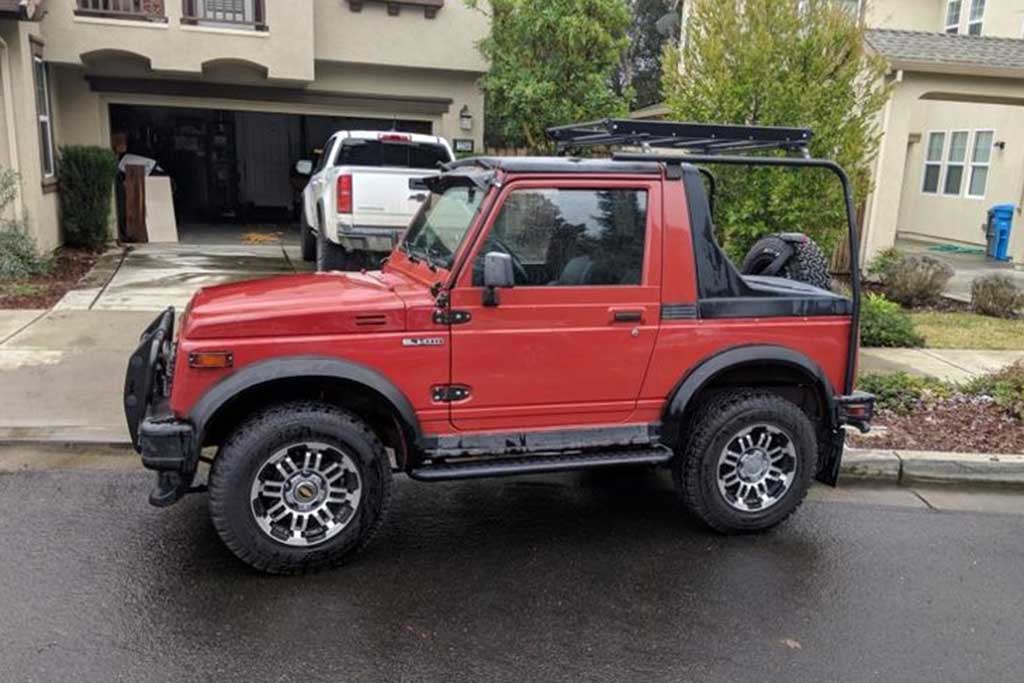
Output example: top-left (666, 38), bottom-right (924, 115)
top-left (336, 139), bottom-right (451, 169)
top-left (401, 185), bottom-right (485, 270)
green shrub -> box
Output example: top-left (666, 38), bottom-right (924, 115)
top-left (860, 293), bottom-right (924, 347)
top-left (58, 146), bottom-right (118, 251)
top-left (881, 254), bottom-right (954, 307)
top-left (971, 273), bottom-right (1024, 319)
top-left (866, 247), bottom-right (903, 282)
top-left (0, 167), bottom-right (50, 281)
top-left (857, 372), bottom-right (953, 415)
top-left (964, 361), bottom-right (1024, 419)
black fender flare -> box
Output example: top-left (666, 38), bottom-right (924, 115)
top-left (660, 345), bottom-right (837, 449)
top-left (188, 355), bottom-right (422, 447)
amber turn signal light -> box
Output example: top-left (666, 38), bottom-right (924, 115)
top-left (188, 351), bottom-right (234, 369)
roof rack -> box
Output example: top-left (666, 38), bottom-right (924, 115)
top-left (546, 119), bottom-right (813, 156)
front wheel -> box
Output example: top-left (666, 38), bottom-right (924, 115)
top-left (674, 390), bottom-right (816, 534)
top-left (209, 402), bottom-right (392, 574)
top-left (300, 214), bottom-right (316, 263)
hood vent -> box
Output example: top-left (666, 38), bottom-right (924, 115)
top-left (355, 313), bottom-right (388, 327)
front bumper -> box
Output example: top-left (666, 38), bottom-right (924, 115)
top-left (124, 308), bottom-right (199, 507)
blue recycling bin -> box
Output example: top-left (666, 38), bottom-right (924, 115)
top-left (986, 203), bottom-right (1015, 262)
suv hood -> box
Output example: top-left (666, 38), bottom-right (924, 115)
top-left (181, 272), bottom-right (407, 340)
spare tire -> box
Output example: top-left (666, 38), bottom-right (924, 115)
top-left (741, 233), bottom-right (831, 291)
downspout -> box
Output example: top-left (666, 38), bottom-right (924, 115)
top-left (0, 34), bottom-right (24, 219)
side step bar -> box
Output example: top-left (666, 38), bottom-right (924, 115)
top-left (409, 446), bottom-right (674, 482)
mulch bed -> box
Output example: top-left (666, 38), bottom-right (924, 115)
top-left (849, 398), bottom-right (1024, 454)
top-left (0, 249), bottom-right (99, 309)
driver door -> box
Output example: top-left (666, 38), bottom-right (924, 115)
top-left (447, 178), bottom-right (662, 433)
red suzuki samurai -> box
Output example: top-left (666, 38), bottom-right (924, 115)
top-left (124, 120), bottom-right (874, 574)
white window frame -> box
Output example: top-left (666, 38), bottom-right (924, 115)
top-left (32, 53), bottom-right (56, 180)
top-left (942, 129), bottom-right (970, 196)
top-left (966, 129), bottom-right (994, 200)
top-left (967, 0), bottom-right (985, 36)
top-left (945, 0), bottom-right (962, 34)
top-left (922, 131), bottom-right (946, 195)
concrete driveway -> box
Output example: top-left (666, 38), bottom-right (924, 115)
top-left (896, 238), bottom-right (1024, 302)
top-left (56, 242), bottom-right (312, 312)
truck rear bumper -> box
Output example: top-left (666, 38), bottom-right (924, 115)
top-left (333, 223), bottom-right (404, 253)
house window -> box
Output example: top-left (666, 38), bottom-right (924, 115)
top-left (943, 131), bottom-right (969, 195)
top-left (968, 0), bottom-right (985, 35)
top-left (945, 0), bottom-right (962, 33)
top-left (32, 52), bottom-right (55, 180)
top-left (922, 132), bottom-right (945, 194)
top-left (967, 131), bottom-right (994, 198)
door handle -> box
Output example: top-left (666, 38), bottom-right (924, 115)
top-left (611, 309), bottom-right (644, 323)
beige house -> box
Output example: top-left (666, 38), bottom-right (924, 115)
top-left (1, 0), bottom-right (488, 252)
top-left (862, 0), bottom-right (1024, 265)
top-left (663, 0), bottom-right (1024, 266)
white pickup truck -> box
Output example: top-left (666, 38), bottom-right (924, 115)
top-left (297, 131), bottom-right (455, 271)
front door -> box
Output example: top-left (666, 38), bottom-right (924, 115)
top-left (447, 179), bottom-right (662, 432)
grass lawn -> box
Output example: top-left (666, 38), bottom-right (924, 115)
top-left (910, 311), bottom-right (1024, 350)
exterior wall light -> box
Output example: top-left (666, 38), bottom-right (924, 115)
top-left (459, 106), bottom-right (473, 132)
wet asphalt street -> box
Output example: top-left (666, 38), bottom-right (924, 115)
top-left (1, 466), bottom-right (1022, 682)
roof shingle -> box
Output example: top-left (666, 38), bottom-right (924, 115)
top-left (866, 29), bottom-right (1024, 71)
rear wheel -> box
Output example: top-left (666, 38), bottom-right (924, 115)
top-left (316, 214), bottom-right (350, 272)
top-left (300, 214), bottom-right (316, 263)
top-left (209, 402), bottom-right (392, 574)
top-left (674, 389), bottom-right (816, 534)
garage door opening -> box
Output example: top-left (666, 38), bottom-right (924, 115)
top-left (109, 104), bottom-right (432, 245)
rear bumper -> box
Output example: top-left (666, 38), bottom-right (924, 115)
top-left (817, 391), bottom-right (876, 487)
top-left (123, 308), bottom-right (198, 507)
top-left (333, 223), bottom-right (404, 253)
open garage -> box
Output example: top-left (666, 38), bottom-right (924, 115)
top-left (109, 104), bottom-right (433, 244)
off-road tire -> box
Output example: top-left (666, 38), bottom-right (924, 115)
top-left (209, 402), bottom-right (392, 574)
top-left (300, 214), bottom-right (316, 262)
top-left (674, 389), bottom-right (816, 534)
top-left (316, 217), bottom-right (350, 272)
top-left (742, 234), bottom-right (831, 290)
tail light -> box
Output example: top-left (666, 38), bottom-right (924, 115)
top-left (379, 133), bottom-right (411, 142)
top-left (336, 174), bottom-right (353, 214)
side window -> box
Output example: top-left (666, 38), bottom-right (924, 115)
top-left (312, 137), bottom-right (334, 174)
top-left (473, 188), bottom-right (648, 287)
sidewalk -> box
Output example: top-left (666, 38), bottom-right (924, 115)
top-left (859, 347), bottom-right (1024, 382)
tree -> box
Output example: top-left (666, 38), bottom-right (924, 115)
top-left (661, 0), bottom-right (890, 261)
top-left (468, 0), bottom-right (634, 152)
top-left (616, 0), bottom-right (679, 109)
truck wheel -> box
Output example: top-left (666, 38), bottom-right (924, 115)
top-left (741, 234), bottom-right (832, 290)
top-left (674, 390), bottom-right (816, 534)
top-left (300, 216), bottom-right (316, 263)
top-left (316, 223), bottom-right (350, 272)
top-left (208, 402), bottom-right (392, 574)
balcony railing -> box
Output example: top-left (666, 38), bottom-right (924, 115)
top-left (76, 0), bottom-right (168, 22)
top-left (181, 0), bottom-right (267, 30)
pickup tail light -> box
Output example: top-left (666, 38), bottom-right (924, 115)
top-left (379, 133), bottom-right (412, 142)
top-left (337, 174), bottom-right (353, 214)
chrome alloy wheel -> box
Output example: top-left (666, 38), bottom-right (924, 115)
top-left (716, 424), bottom-right (797, 513)
top-left (249, 442), bottom-right (362, 547)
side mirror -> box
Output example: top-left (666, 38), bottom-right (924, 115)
top-left (294, 160), bottom-right (313, 176)
top-left (482, 251), bottom-right (514, 306)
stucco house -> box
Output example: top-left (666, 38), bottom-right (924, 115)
top-left (862, 1), bottom-right (1024, 265)
top-left (0, 0), bottom-right (488, 252)
top-left (655, 0), bottom-right (1024, 267)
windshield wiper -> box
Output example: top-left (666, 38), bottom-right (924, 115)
top-left (398, 241), bottom-right (420, 264)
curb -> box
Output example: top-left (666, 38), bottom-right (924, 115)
top-left (0, 432), bottom-right (1022, 488)
top-left (843, 448), bottom-right (1024, 488)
